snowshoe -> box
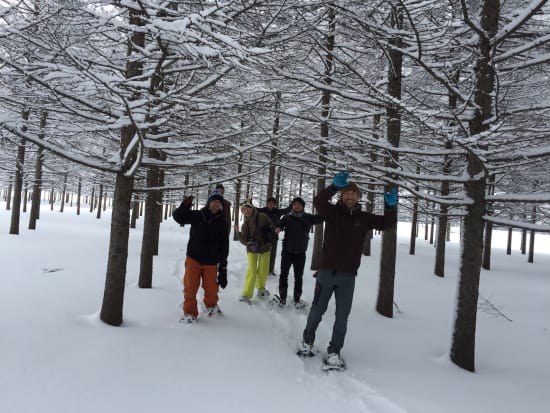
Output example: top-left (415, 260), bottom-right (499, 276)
top-left (296, 341), bottom-right (315, 358)
top-left (267, 295), bottom-right (286, 307)
top-left (257, 288), bottom-right (271, 299)
top-left (179, 314), bottom-right (197, 324)
top-left (294, 299), bottom-right (307, 310)
top-left (322, 353), bottom-right (346, 372)
top-left (205, 305), bottom-right (222, 317)
top-left (239, 295), bottom-right (252, 304)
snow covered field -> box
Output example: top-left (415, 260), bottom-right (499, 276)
top-left (1, 204), bottom-right (549, 413)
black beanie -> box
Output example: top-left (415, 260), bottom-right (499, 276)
top-left (291, 197), bottom-right (305, 207)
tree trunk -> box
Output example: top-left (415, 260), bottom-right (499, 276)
top-left (234, 148), bottom-right (243, 241)
top-left (424, 210), bottom-right (429, 240)
top-left (435, 142), bottom-right (452, 276)
top-left (96, 183), bottom-right (104, 219)
top-left (528, 206), bottom-right (536, 263)
top-left (100, 164), bottom-right (135, 325)
top-left (363, 113), bottom-right (380, 257)
top-left (100, 6), bottom-right (143, 326)
top-left (450, 0), bottom-right (498, 372)
top-left (310, 8), bottom-right (335, 271)
top-left (9, 109), bottom-right (29, 234)
top-left (266, 92), bottom-right (280, 199)
top-left (5, 183), bottom-right (12, 210)
top-left (76, 177), bottom-right (82, 215)
top-left (49, 187), bottom-right (54, 211)
top-left (481, 221), bottom-right (493, 270)
top-left (60, 174), bottom-right (67, 213)
top-left (22, 187), bottom-right (28, 213)
top-left (429, 212), bottom-right (435, 245)
top-left (482, 176), bottom-right (495, 270)
top-left (376, 4), bottom-right (403, 318)
top-left (506, 227), bottom-right (512, 255)
top-left (409, 168), bottom-right (420, 255)
top-left (28, 111), bottom-right (47, 230)
top-left (130, 200), bottom-right (139, 229)
top-left (528, 230), bottom-right (535, 263)
top-left (138, 153), bottom-right (162, 288)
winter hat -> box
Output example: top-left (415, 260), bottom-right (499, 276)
top-left (291, 197), bottom-right (306, 207)
top-left (266, 196), bottom-right (277, 204)
top-left (241, 200), bottom-right (254, 209)
top-left (215, 183), bottom-right (225, 191)
top-left (207, 189), bottom-right (224, 204)
top-left (340, 182), bottom-right (361, 197)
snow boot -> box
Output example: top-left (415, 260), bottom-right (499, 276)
top-left (322, 353), bottom-right (346, 372)
top-left (268, 295), bottom-right (286, 307)
top-left (257, 288), bottom-right (270, 299)
top-left (179, 314), bottom-right (197, 324)
top-left (296, 341), bottom-right (315, 357)
top-left (205, 305), bottom-right (222, 316)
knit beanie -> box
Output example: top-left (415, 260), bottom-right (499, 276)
top-left (207, 190), bottom-right (224, 204)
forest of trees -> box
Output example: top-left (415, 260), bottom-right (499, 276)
top-left (1, 0), bottom-right (549, 372)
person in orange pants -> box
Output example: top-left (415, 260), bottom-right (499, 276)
top-left (173, 190), bottom-right (229, 323)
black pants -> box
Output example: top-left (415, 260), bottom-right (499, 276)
top-left (279, 250), bottom-right (306, 302)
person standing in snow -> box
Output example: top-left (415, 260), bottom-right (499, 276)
top-left (258, 197), bottom-right (291, 276)
top-left (173, 190), bottom-right (229, 323)
top-left (297, 173), bottom-right (398, 370)
top-left (234, 200), bottom-right (274, 303)
top-left (269, 197), bottom-right (324, 309)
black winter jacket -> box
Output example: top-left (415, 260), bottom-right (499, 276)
top-left (257, 205), bottom-right (292, 225)
top-left (277, 212), bottom-right (324, 254)
top-left (257, 205), bottom-right (292, 241)
top-left (173, 202), bottom-right (229, 267)
top-left (314, 185), bottom-right (397, 274)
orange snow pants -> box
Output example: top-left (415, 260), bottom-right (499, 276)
top-left (183, 256), bottom-right (219, 317)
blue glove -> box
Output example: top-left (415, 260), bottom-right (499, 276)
top-left (384, 188), bottom-right (398, 207)
top-left (332, 172), bottom-right (350, 188)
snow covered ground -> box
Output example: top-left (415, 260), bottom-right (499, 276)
top-left (1, 203), bottom-right (549, 413)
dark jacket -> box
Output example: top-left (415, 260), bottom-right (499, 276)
top-left (257, 204), bottom-right (291, 241)
top-left (277, 211), bottom-right (324, 254)
top-left (236, 209), bottom-right (273, 253)
top-left (173, 202), bottom-right (229, 267)
top-left (314, 185), bottom-right (397, 274)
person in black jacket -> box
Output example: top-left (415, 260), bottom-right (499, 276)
top-left (258, 197), bottom-right (291, 276)
top-left (270, 197), bottom-right (324, 308)
top-left (173, 190), bottom-right (229, 323)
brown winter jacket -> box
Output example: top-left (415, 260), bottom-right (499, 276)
top-left (314, 185), bottom-right (397, 274)
top-left (236, 209), bottom-right (273, 253)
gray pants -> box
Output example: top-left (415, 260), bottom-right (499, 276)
top-left (303, 268), bottom-right (356, 354)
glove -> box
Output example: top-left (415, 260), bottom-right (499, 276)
top-left (384, 188), bottom-right (398, 207)
top-left (182, 196), bottom-right (194, 208)
top-left (217, 267), bottom-right (228, 289)
top-left (332, 172), bottom-right (350, 188)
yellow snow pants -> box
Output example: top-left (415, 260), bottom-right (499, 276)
top-left (242, 251), bottom-right (270, 298)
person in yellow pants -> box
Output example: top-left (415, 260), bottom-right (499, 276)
top-left (235, 201), bottom-right (274, 303)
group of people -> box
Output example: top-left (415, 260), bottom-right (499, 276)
top-left (172, 174), bottom-right (398, 369)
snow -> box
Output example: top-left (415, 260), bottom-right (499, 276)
top-left (1, 204), bottom-right (549, 413)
